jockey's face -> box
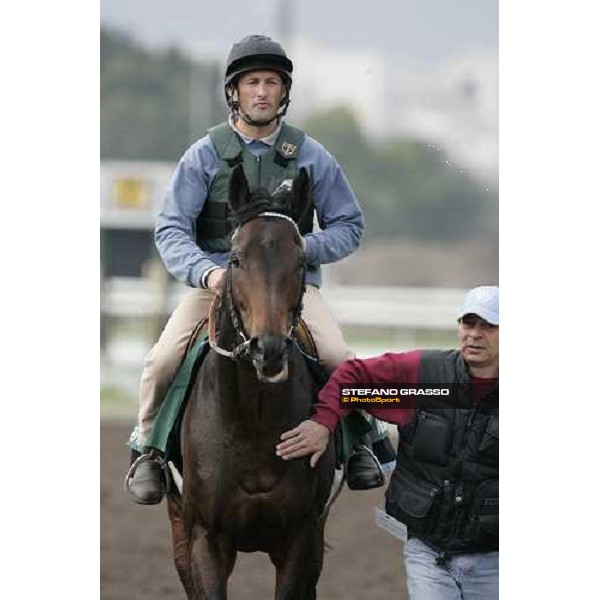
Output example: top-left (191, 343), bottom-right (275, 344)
top-left (235, 70), bottom-right (285, 126)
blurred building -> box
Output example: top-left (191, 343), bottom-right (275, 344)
top-left (390, 52), bottom-right (499, 185)
top-left (289, 37), bottom-right (498, 185)
top-left (290, 38), bottom-right (390, 139)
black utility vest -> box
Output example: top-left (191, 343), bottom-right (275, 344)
top-left (195, 121), bottom-right (315, 253)
top-left (385, 350), bottom-right (499, 554)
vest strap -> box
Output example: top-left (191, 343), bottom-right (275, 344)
top-left (209, 122), bottom-right (244, 162)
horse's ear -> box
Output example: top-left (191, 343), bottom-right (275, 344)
top-left (290, 167), bottom-right (311, 223)
top-left (228, 164), bottom-right (250, 212)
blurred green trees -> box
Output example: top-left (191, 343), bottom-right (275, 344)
top-left (101, 27), bottom-right (225, 160)
top-left (302, 108), bottom-right (495, 242)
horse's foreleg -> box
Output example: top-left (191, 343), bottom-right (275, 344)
top-left (272, 517), bottom-right (325, 600)
top-left (167, 496), bottom-right (200, 599)
top-left (189, 524), bottom-right (236, 600)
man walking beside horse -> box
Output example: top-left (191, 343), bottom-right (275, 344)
top-left (126, 34), bottom-right (387, 505)
top-left (277, 286), bottom-right (499, 600)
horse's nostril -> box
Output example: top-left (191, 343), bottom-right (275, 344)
top-left (250, 336), bottom-right (288, 359)
top-left (267, 336), bottom-right (287, 359)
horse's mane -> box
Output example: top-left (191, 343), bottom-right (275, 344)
top-left (228, 182), bottom-right (293, 229)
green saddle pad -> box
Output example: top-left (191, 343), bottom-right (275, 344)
top-left (127, 334), bottom-right (208, 454)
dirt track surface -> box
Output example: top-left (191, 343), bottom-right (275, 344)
top-left (101, 420), bottom-right (409, 600)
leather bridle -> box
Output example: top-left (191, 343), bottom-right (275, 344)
top-left (208, 212), bottom-right (307, 361)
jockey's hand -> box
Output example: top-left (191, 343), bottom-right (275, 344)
top-left (276, 420), bottom-right (330, 468)
top-left (207, 268), bottom-right (227, 296)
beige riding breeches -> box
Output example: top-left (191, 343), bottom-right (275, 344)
top-left (136, 285), bottom-right (353, 446)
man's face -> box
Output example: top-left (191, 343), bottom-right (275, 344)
top-left (235, 70), bottom-right (285, 125)
top-left (458, 314), bottom-right (499, 371)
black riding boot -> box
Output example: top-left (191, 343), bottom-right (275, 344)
top-left (345, 444), bottom-right (385, 490)
top-left (125, 449), bottom-right (167, 505)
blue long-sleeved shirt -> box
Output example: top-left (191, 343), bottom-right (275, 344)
top-left (154, 122), bottom-right (365, 288)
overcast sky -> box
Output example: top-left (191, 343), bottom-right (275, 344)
top-left (100, 0), bottom-right (498, 64)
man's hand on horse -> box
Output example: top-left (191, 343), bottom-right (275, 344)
top-left (276, 420), bottom-right (330, 468)
top-left (207, 268), bottom-right (227, 296)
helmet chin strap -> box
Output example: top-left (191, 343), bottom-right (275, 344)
top-left (238, 111), bottom-right (280, 127)
top-left (228, 85), bottom-right (290, 128)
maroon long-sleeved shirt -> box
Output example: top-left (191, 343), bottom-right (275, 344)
top-left (311, 350), bottom-right (497, 432)
top-left (312, 351), bottom-right (420, 432)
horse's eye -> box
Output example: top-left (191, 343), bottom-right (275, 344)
top-left (230, 256), bottom-right (241, 268)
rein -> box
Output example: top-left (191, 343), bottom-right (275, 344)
top-left (208, 212), bottom-right (307, 361)
top-left (208, 294), bottom-right (251, 359)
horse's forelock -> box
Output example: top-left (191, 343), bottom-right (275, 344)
top-left (229, 185), bottom-right (292, 229)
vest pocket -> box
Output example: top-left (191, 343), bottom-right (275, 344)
top-left (410, 411), bottom-right (453, 466)
top-left (478, 415), bottom-right (499, 459)
top-left (385, 467), bottom-right (441, 535)
top-left (466, 479), bottom-right (499, 542)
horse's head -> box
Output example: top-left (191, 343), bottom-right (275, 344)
top-left (224, 164), bottom-right (311, 383)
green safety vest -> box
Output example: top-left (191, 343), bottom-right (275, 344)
top-left (196, 121), bottom-right (314, 253)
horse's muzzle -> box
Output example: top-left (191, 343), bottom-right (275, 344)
top-left (249, 336), bottom-right (292, 383)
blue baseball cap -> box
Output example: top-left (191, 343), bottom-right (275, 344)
top-left (457, 286), bottom-right (499, 325)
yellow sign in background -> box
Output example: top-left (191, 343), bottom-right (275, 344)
top-left (113, 178), bottom-right (150, 209)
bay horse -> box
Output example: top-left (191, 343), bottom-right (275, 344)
top-left (167, 165), bottom-right (336, 600)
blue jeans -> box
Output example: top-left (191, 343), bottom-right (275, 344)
top-left (404, 537), bottom-right (499, 600)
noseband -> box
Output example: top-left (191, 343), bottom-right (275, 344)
top-left (208, 212), bottom-right (307, 360)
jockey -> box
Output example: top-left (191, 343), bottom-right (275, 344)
top-left (126, 34), bottom-right (388, 504)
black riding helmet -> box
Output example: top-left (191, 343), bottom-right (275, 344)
top-left (224, 35), bottom-right (293, 123)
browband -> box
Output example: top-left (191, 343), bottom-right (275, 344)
top-left (231, 211), bottom-right (301, 243)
